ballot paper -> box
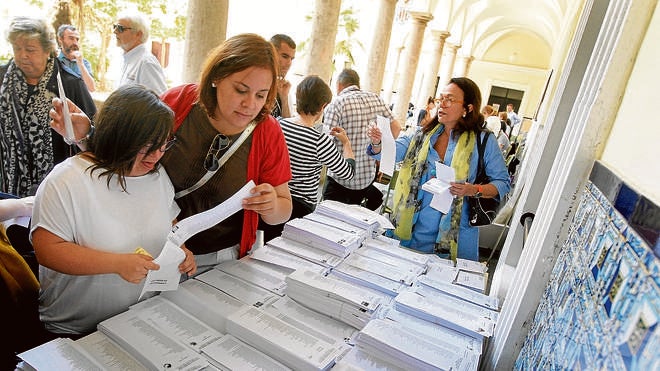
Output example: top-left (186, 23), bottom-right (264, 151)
top-left (420, 161), bottom-right (457, 214)
top-left (215, 258), bottom-right (290, 296)
top-left (200, 334), bottom-right (290, 371)
top-left (376, 114), bottom-right (396, 176)
top-left (282, 218), bottom-right (362, 257)
top-left (56, 72), bottom-right (76, 144)
top-left (248, 243), bottom-right (330, 275)
top-left (139, 181), bottom-right (256, 298)
top-left (315, 199), bottom-right (393, 232)
top-left (266, 236), bottom-right (344, 268)
top-left (18, 337), bottom-right (107, 370)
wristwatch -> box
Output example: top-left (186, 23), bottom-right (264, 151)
top-left (473, 184), bottom-right (483, 198)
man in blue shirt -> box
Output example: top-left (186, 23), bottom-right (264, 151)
top-left (57, 24), bottom-right (95, 92)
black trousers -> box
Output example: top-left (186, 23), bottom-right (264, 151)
top-left (322, 176), bottom-right (383, 211)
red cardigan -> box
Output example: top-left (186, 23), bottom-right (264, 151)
top-left (161, 84), bottom-right (291, 257)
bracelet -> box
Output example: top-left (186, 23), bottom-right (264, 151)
top-left (372, 141), bottom-right (382, 147)
top-left (75, 124), bottom-right (95, 146)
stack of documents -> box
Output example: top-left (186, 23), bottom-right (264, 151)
top-left (97, 297), bottom-right (213, 370)
top-left (214, 258), bottom-right (290, 296)
top-left (226, 305), bottom-right (345, 371)
top-left (454, 258), bottom-right (490, 293)
top-left (18, 333), bottom-right (147, 370)
top-left (263, 296), bottom-right (359, 346)
top-left (282, 218), bottom-right (362, 257)
top-left (361, 237), bottom-right (430, 268)
top-left (285, 269), bottom-right (384, 329)
top-left (249, 242), bottom-right (330, 275)
top-left (355, 318), bottom-right (479, 370)
top-left (332, 346), bottom-right (408, 371)
top-left (304, 212), bottom-right (371, 242)
top-left (315, 199), bottom-right (391, 234)
top-left (266, 236), bottom-right (344, 268)
top-left (331, 251), bottom-right (420, 296)
top-left (416, 274), bottom-right (500, 311)
top-left (161, 278), bottom-right (246, 333)
top-left (200, 334), bottom-right (290, 371)
top-left (194, 268), bottom-right (279, 308)
top-left (394, 286), bottom-right (498, 339)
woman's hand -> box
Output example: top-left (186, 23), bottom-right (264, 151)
top-left (329, 127), bottom-right (349, 145)
top-left (243, 183), bottom-right (292, 225)
top-left (178, 245), bottom-right (197, 277)
top-left (119, 253), bottom-right (160, 284)
top-left (50, 97), bottom-right (92, 146)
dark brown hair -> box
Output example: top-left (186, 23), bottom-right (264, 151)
top-left (296, 75), bottom-right (332, 115)
top-left (86, 85), bottom-right (174, 191)
top-left (424, 77), bottom-right (484, 137)
top-left (198, 33), bottom-right (278, 124)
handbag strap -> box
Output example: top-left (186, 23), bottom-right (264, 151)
top-left (475, 131), bottom-right (489, 182)
top-left (174, 121), bottom-right (256, 199)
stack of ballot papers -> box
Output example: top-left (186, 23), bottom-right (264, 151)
top-left (331, 250), bottom-right (421, 296)
top-left (454, 258), bottom-right (490, 293)
top-left (18, 333), bottom-right (148, 370)
top-left (200, 333), bottom-right (291, 371)
top-left (285, 269), bottom-right (385, 329)
top-left (194, 268), bottom-right (279, 308)
top-left (263, 296), bottom-right (359, 346)
top-left (315, 199), bottom-right (392, 234)
top-left (361, 237), bottom-right (431, 268)
top-left (416, 274), bottom-right (500, 311)
top-left (214, 258), bottom-right (290, 296)
top-left (97, 296), bottom-right (215, 370)
top-left (226, 305), bottom-right (348, 371)
top-left (248, 242), bottom-right (330, 275)
top-left (265, 236), bottom-right (343, 268)
top-left (355, 318), bottom-right (479, 370)
top-left (161, 278), bottom-right (246, 333)
top-left (332, 346), bottom-right (408, 371)
top-left (394, 285), bottom-right (499, 339)
top-left (304, 211), bottom-right (371, 242)
top-left (282, 218), bottom-right (362, 257)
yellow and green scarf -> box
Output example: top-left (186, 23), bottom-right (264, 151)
top-left (391, 125), bottom-right (475, 260)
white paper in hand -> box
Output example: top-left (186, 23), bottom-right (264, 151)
top-left (56, 72), bottom-right (76, 144)
top-left (376, 115), bottom-right (396, 176)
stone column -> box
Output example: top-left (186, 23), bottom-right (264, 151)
top-left (393, 11), bottom-right (433, 123)
top-left (382, 45), bottom-right (405, 105)
top-left (436, 42), bottom-right (460, 95)
top-left (454, 54), bottom-right (475, 77)
top-left (182, 0), bottom-right (228, 83)
top-left (303, 0), bottom-right (341, 84)
top-left (363, 0), bottom-right (398, 94)
top-left (417, 30), bottom-right (450, 108)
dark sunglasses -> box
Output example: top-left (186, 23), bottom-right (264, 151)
top-left (138, 137), bottom-right (177, 154)
top-left (112, 24), bottom-right (132, 33)
top-left (204, 134), bottom-right (232, 171)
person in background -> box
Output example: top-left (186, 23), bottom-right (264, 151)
top-left (506, 103), bottom-right (522, 137)
top-left (259, 75), bottom-right (355, 242)
top-left (56, 24), bottom-right (95, 92)
top-left (323, 68), bottom-right (401, 211)
top-left (367, 77), bottom-right (510, 261)
top-left (269, 34), bottom-right (296, 119)
top-left (0, 16), bottom-right (97, 197)
top-left (499, 111), bottom-right (512, 137)
top-left (482, 104), bottom-right (500, 132)
top-left (36, 85), bottom-right (196, 339)
top-left (113, 13), bottom-right (167, 95)
top-left (417, 96), bottom-right (437, 128)
top-left (0, 196), bottom-right (44, 370)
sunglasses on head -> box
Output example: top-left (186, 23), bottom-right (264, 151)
top-left (204, 134), bottom-right (232, 171)
top-left (112, 24), bottom-right (132, 33)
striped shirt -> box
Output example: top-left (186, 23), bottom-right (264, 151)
top-left (323, 85), bottom-right (394, 189)
top-left (280, 118), bottom-right (355, 206)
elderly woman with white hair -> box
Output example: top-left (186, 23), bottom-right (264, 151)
top-left (113, 13), bottom-right (168, 94)
top-left (0, 16), bottom-right (96, 197)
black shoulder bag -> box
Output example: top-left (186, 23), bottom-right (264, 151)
top-left (468, 132), bottom-right (500, 226)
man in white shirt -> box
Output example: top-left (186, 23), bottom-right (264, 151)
top-left (113, 14), bottom-right (168, 95)
top-left (506, 103), bottom-right (522, 137)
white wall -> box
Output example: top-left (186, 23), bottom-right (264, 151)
top-left (600, 3), bottom-right (660, 205)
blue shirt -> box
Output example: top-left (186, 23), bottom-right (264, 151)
top-left (369, 126), bottom-right (511, 260)
top-left (57, 51), bottom-right (93, 79)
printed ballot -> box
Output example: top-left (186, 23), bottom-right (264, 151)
top-left (421, 161), bottom-right (457, 214)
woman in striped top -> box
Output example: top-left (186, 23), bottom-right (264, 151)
top-left (260, 75), bottom-right (355, 241)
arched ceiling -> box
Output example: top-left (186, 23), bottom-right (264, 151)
top-left (408, 0), bottom-right (579, 67)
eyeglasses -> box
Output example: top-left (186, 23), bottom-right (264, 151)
top-left (436, 95), bottom-right (464, 107)
top-left (112, 24), bottom-right (132, 33)
top-left (138, 137), bottom-right (177, 154)
top-left (204, 134), bottom-right (232, 171)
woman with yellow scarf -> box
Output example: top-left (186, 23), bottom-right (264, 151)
top-left (367, 77), bottom-right (510, 261)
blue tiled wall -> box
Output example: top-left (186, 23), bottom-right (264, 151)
top-left (515, 161), bottom-right (659, 370)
